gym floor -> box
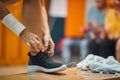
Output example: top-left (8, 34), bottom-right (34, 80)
top-left (0, 56), bottom-right (120, 80)
top-left (0, 67), bottom-right (120, 80)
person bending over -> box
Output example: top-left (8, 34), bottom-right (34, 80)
top-left (0, 0), bottom-right (67, 73)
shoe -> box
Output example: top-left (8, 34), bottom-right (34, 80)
top-left (28, 52), bottom-right (67, 73)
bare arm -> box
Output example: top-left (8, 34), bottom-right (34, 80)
top-left (0, 0), bottom-right (43, 53)
top-left (0, 1), bottom-right (9, 20)
top-left (41, 0), bottom-right (55, 56)
top-left (41, 0), bottom-right (50, 34)
top-left (0, 0), bottom-right (20, 19)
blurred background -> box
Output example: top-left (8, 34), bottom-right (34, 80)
top-left (0, 0), bottom-right (115, 67)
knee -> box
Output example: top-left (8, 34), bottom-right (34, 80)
top-left (116, 39), bottom-right (120, 49)
top-left (117, 39), bottom-right (120, 45)
top-left (62, 38), bottom-right (72, 46)
top-left (81, 39), bottom-right (88, 46)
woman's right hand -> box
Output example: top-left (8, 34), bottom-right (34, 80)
top-left (19, 29), bottom-right (44, 53)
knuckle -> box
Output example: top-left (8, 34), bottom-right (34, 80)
top-left (35, 35), bottom-right (39, 38)
top-left (30, 48), bottom-right (34, 52)
top-left (45, 44), bottom-right (48, 46)
top-left (30, 40), bottom-right (34, 44)
top-left (36, 41), bottom-right (40, 44)
top-left (44, 39), bottom-right (48, 42)
top-left (26, 42), bottom-right (30, 47)
top-left (52, 44), bottom-right (55, 47)
top-left (40, 46), bottom-right (43, 50)
top-left (32, 43), bottom-right (36, 46)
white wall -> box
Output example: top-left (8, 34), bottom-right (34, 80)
top-left (49, 0), bottom-right (68, 18)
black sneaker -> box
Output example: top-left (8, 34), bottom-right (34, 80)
top-left (28, 52), bottom-right (67, 73)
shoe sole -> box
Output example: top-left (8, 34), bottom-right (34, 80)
top-left (28, 65), bottom-right (67, 73)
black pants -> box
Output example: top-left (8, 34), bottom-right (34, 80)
top-left (88, 39), bottom-right (116, 58)
top-left (88, 39), bottom-right (99, 55)
top-left (99, 39), bottom-right (116, 58)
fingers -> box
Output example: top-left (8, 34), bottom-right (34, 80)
top-left (35, 36), bottom-right (44, 52)
top-left (26, 42), bottom-right (35, 52)
top-left (26, 35), bottom-right (45, 53)
top-left (30, 40), bottom-right (40, 52)
top-left (43, 36), bottom-right (49, 51)
top-left (48, 46), bottom-right (55, 56)
top-left (20, 30), bottom-right (45, 53)
top-left (44, 40), bottom-right (49, 50)
top-left (26, 40), bottom-right (40, 53)
top-left (47, 41), bottom-right (55, 56)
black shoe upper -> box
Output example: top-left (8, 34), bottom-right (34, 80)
top-left (28, 52), bottom-right (62, 69)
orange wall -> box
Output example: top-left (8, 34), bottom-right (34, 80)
top-left (0, 1), bottom-right (29, 66)
top-left (65, 0), bottom-right (85, 38)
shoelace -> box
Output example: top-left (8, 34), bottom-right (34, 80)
top-left (36, 53), bottom-right (54, 63)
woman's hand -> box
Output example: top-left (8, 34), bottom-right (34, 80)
top-left (19, 29), bottom-right (44, 53)
top-left (43, 33), bottom-right (55, 56)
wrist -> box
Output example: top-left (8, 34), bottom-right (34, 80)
top-left (42, 25), bottom-right (50, 35)
top-left (43, 31), bottom-right (50, 35)
top-left (2, 13), bottom-right (26, 36)
top-left (19, 29), bottom-right (27, 37)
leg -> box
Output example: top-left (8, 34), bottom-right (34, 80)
top-left (99, 39), bottom-right (116, 58)
top-left (116, 39), bottom-right (120, 62)
top-left (88, 39), bottom-right (99, 55)
top-left (61, 38), bottom-right (72, 64)
top-left (79, 38), bottom-right (89, 61)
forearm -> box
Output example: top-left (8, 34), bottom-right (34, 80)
top-left (0, 2), bottom-right (9, 20)
top-left (41, 0), bottom-right (50, 35)
top-left (0, 1), bottom-right (25, 36)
